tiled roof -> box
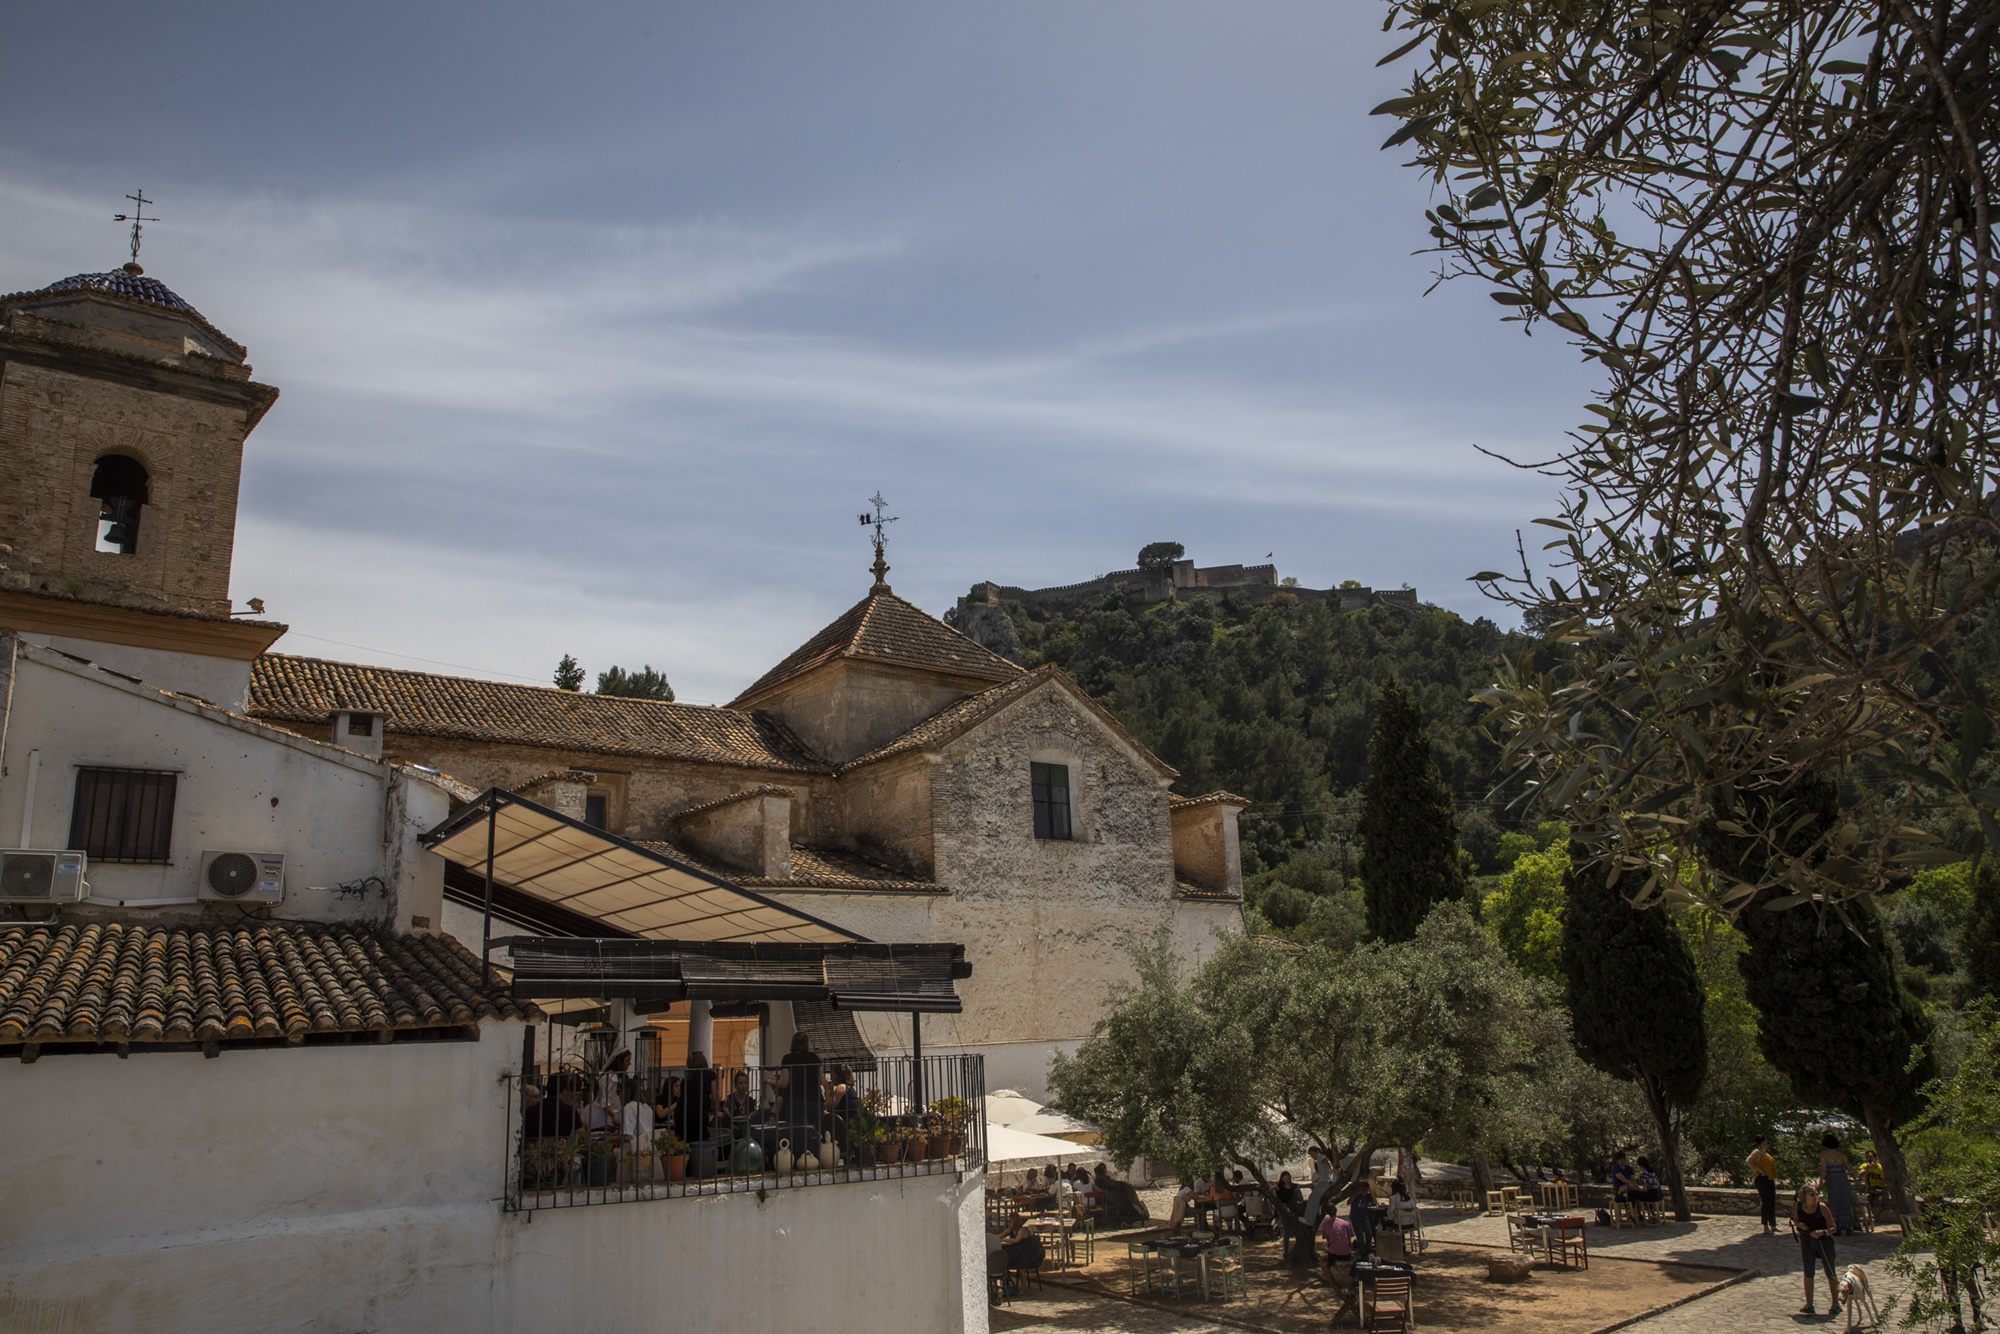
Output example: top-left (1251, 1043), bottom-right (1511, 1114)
top-left (0, 920), bottom-right (532, 1049)
top-left (672, 785), bottom-right (795, 821)
top-left (1170, 791), bottom-right (1252, 810)
top-left (1176, 883), bottom-right (1245, 902)
top-left (515, 769), bottom-right (598, 791)
top-left (638, 840), bottom-right (945, 894)
top-left (2, 270), bottom-right (247, 360)
top-left (732, 589), bottom-right (1023, 707)
top-left (251, 655), bottom-right (829, 774)
top-left (836, 665), bottom-right (1177, 778)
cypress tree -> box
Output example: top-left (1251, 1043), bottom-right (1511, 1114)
top-left (1561, 864), bottom-right (1708, 1221)
top-left (1966, 859), bottom-right (2000, 1002)
top-left (1358, 677), bottom-right (1464, 942)
top-left (1700, 773), bottom-right (1935, 1215)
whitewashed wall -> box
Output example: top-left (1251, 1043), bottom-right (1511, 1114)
top-left (0, 637), bottom-right (445, 930)
top-left (0, 1020), bottom-right (987, 1334)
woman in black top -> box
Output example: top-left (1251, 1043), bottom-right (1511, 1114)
top-left (777, 1032), bottom-right (823, 1150)
top-left (676, 1051), bottom-right (718, 1146)
top-left (1791, 1184), bottom-right (1841, 1317)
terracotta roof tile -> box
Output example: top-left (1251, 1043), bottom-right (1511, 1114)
top-left (732, 590), bottom-right (1022, 707)
top-left (0, 920), bottom-right (533, 1048)
top-left (1170, 791), bottom-right (1252, 810)
top-left (2, 270), bottom-right (247, 359)
top-left (637, 840), bottom-right (945, 894)
top-left (251, 655), bottom-right (828, 773)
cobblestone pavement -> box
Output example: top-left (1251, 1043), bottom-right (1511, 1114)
top-left (988, 1204), bottom-right (1914, 1334)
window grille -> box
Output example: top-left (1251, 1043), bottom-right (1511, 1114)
top-left (1031, 762), bottom-right (1072, 840)
top-left (69, 767), bottom-right (178, 862)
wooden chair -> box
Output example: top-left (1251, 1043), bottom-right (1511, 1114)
top-left (1378, 1227), bottom-right (1408, 1263)
top-left (1367, 1274), bottom-right (1415, 1331)
top-left (1210, 1237), bottom-right (1248, 1299)
top-left (1483, 1190), bottom-right (1509, 1215)
top-left (1449, 1187), bottom-right (1478, 1211)
top-left (1550, 1219), bottom-right (1588, 1270)
top-left (1610, 1198), bottom-right (1639, 1228)
top-left (1505, 1214), bottom-right (1537, 1254)
top-left (1125, 1241), bottom-right (1157, 1297)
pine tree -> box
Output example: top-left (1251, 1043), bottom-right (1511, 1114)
top-left (1358, 676), bottom-right (1464, 942)
top-left (596, 664), bottom-right (675, 701)
top-left (553, 655), bottom-right (584, 692)
top-left (1700, 773), bottom-right (1935, 1215)
top-left (1561, 865), bottom-right (1708, 1221)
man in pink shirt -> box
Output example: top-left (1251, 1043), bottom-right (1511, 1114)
top-left (1319, 1209), bottom-right (1356, 1286)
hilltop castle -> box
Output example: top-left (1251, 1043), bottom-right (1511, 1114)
top-left (950, 556), bottom-right (1419, 661)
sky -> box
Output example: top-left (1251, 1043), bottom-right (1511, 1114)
top-left (0, 2), bottom-right (1599, 705)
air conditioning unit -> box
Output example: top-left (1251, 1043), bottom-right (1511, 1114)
top-left (0, 851), bottom-right (88, 904)
top-left (198, 851), bottom-right (286, 905)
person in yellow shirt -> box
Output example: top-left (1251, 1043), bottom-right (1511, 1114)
top-left (1747, 1135), bottom-right (1780, 1234)
top-left (1860, 1150), bottom-right (1887, 1217)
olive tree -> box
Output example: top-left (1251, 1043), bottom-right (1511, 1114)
top-left (1369, 0), bottom-right (2000, 903)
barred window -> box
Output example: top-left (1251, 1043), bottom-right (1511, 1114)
top-left (69, 768), bottom-right (178, 862)
top-left (1031, 762), bottom-right (1072, 840)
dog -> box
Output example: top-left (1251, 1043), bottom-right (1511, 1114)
top-left (1838, 1264), bottom-right (1879, 1330)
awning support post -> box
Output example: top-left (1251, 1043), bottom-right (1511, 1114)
top-left (480, 802), bottom-right (497, 989)
top-left (911, 1010), bottom-right (924, 1114)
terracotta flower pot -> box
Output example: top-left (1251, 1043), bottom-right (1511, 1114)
top-left (881, 1142), bottom-right (904, 1164)
top-left (666, 1153), bottom-right (690, 1182)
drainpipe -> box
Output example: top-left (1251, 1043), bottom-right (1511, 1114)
top-left (19, 749), bottom-right (39, 848)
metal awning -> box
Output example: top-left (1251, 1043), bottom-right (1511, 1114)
top-left (500, 937), bottom-right (970, 1013)
top-left (422, 789), bottom-right (860, 945)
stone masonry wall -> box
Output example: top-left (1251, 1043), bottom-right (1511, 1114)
top-left (0, 361), bottom-right (250, 615)
top-left (923, 683), bottom-right (1208, 1048)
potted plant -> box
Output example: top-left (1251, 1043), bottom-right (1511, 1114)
top-left (900, 1125), bottom-right (931, 1162)
top-left (576, 1130), bottom-right (618, 1188)
top-left (851, 1110), bottom-right (886, 1168)
top-left (655, 1128), bottom-right (691, 1182)
top-left (520, 1136), bottom-right (565, 1192)
top-left (928, 1096), bottom-right (970, 1155)
top-left (879, 1127), bottom-right (905, 1165)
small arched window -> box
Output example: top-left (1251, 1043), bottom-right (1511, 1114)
top-left (91, 455), bottom-right (149, 555)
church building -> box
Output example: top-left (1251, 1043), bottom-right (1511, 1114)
top-left (248, 549), bottom-right (1248, 1099)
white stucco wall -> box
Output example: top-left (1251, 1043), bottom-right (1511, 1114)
top-left (0, 637), bottom-right (444, 930)
top-left (21, 630), bottom-right (254, 712)
top-left (0, 1021), bottom-right (988, 1334)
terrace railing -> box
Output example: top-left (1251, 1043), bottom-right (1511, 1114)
top-left (502, 1053), bottom-right (985, 1212)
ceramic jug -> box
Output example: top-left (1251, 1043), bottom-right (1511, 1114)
top-left (798, 1146), bottom-right (819, 1173)
top-left (774, 1139), bottom-right (794, 1174)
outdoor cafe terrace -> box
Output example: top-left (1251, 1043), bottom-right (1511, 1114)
top-left (420, 789), bottom-right (988, 1213)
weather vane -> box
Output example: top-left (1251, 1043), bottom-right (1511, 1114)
top-left (112, 189), bottom-right (159, 274)
top-left (858, 491), bottom-right (899, 593)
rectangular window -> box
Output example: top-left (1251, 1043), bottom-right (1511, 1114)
top-left (69, 768), bottom-right (178, 863)
top-left (584, 794), bottom-right (608, 830)
top-left (1031, 762), bottom-right (1072, 840)
top-left (348, 713), bottom-right (374, 738)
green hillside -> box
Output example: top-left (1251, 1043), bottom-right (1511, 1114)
top-left (954, 590), bottom-right (1531, 885)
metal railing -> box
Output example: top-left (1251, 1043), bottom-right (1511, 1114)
top-left (502, 1052), bottom-right (985, 1211)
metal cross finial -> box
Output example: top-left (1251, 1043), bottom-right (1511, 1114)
top-left (857, 491), bottom-right (899, 594)
top-left (112, 189), bottom-right (159, 273)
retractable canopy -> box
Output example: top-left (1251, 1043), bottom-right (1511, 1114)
top-left (501, 937), bottom-right (969, 1013)
top-left (422, 789), bottom-right (860, 945)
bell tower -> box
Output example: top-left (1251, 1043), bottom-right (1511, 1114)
top-left (0, 267), bottom-right (278, 617)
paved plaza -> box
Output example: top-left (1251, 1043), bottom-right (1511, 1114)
top-left (991, 1201), bottom-right (1913, 1334)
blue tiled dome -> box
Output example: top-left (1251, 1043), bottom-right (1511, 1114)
top-left (37, 270), bottom-right (201, 316)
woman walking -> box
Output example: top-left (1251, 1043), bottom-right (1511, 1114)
top-left (1819, 1133), bottom-right (1857, 1234)
top-left (1791, 1184), bottom-right (1841, 1318)
top-left (1746, 1135), bottom-right (1779, 1235)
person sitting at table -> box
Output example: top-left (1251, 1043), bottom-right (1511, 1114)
top-left (1000, 1213), bottom-right (1045, 1276)
top-left (617, 1074), bottom-right (653, 1147)
top-left (1212, 1173), bottom-right (1241, 1235)
top-left (1020, 1168), bottom-right (1041, 1198)
top-left (1319, 1208), bottom-right (1357, 1286)
top-left (1630, 1156), bottom-right (1665, 1204)
top-left (1168, 1179), bottom-right (1195, 1229)
top-left (1385, 1178), bottom-right (1421, 1230)
top-left (1609, 1151), bottom-right (1638, 1204)
top-left (986, 1225), bottom-right (1012, 1299)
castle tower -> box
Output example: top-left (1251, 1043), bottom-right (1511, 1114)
top-left (0, 269), bottom-right (285, 704)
